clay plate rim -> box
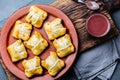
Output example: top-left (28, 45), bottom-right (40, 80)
top-left (0, 4), bottom-right (78, 80)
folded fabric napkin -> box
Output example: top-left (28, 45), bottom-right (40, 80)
top-left (73, 2), bottom-right (120, 80)
top-left (73, 36), bottom-right (120, 80)
top-left (73, 18), bottom-right (120, 80)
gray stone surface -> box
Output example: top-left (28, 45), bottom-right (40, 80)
top-left (0, 0), bottom-right (55, 27)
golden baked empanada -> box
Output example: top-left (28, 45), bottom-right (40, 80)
top-left (26, 5), bottom-right (48, 28)
top-left (22, 56), bottom-right (43, 78)
top-left (24, 31), bottom-right (48, 55)
top-left (44, 18), bottom-right (66, 40)
top-left (53, 34), bottom-right (74, 58)
top-left (7, 40), bottom-right (27, 62)
top-left (12, 20), bottom-right (32, 41)
top-left (41, 51), bottom-right (65, 76)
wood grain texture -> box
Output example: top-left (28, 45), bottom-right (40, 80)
top-left (50, 0), bottom-right (119, 52)
top-left (0, 28), bottom-right (1, 35)
top-left (0, 0), bottom-right (119, 80)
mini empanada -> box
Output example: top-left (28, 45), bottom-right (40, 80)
top-left (12, 20), bottom-right (32, 41)
top-left (22, 56), bottom-right (43, 78)
top-left (7, 40), bottom-right (27, 62)
top-left (26, 5), bottom-right (48, 28)
top-left (41, 51), bottom-right (65, 76)
top-left (24, 31), bottom-right (48, 55)
top-left (44, 18), bottom-right (66, 40)
top-left (53, 34), bottom-right (74, 58)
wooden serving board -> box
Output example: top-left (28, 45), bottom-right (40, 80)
top-left (0, 0), bottom-right (119, 80)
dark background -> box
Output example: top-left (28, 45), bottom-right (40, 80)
top-left (0, 0), bottom-right (120, 80)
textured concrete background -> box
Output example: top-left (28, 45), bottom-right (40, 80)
top-left (0, 0), bottom-right (55, 27)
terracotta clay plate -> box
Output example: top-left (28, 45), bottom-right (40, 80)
top-left (0, 4), bottom-right (78, 80)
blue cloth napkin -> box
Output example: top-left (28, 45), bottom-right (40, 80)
top-left (74, 37), bottom-right (119, 80)
top-left (73, 10), bottom-right (120, 80)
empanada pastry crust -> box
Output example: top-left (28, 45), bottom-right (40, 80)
top-left (12, 20), bottom-right (32, 41)
top-left (26, 5), bottom-right (48, 28)
top-left (24, 31), bottom-right (48, 55)
top-left (53, 34), bottom-right (74, 58)
top-left (22, 56), bottom-right (43, 78)
top-left (44, 18), bottom-right (66, 40)
top-left (7, 40), bottom-right (27, 62)
top-left (41, 51), bottom-right (65, 76)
